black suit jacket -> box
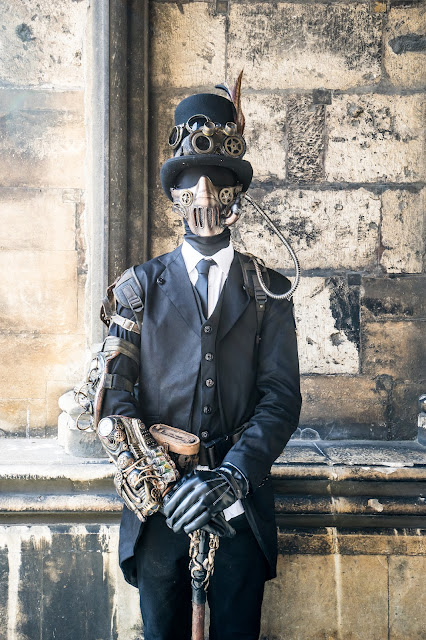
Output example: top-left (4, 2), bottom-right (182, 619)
top-left (102, 246), bottom-right (301, 586)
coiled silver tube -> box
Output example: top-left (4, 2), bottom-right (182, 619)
top-left (244, 194), bottom-right (300, 300)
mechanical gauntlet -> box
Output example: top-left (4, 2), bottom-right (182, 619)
top-left (97, 415), bottom-right (179, 522)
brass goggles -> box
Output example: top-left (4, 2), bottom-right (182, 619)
top-left (168, 114), bottom-right (246, 159)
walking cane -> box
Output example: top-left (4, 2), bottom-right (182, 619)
top-left (149, 425), bottom-right (220, 639)
top-left (189, 529), bottom-right (219, 640)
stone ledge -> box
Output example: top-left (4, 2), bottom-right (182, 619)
top-left (1, 438), bottom-right (425, 528)
top-left (277, 528), bottom-right (426, 556)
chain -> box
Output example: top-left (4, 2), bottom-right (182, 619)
top-left (189, 530), bottom-right (219, 591)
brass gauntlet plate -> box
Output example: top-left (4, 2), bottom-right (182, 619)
top-left (97, 416), bottom-right (179, 522)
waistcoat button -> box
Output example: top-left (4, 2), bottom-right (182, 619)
top-left (204, 325), bottom-right (212, 334)
top-left (205, 352), bottom-right (214, 361)
top-left (205, 378), bottom-right (214, 388)
top-left (157, 276), bottom-right (165, 285)
top-left (203, 405), bottom-right (212, 415)
top-left (201, 430), bottom-right (209, 440)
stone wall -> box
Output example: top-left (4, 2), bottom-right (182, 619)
top-left (148, 0), bottom-right (425, 441)
top-left (2, 523), bottom-right (426, 640)
top-left (0, 1), bottom-right (88, 436)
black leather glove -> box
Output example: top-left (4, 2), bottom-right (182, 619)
top-left (163, 462), bottom-right (249, 534)
top-left (202, 513), bottom-right (236, 538)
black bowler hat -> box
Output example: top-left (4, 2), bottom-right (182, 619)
top-left (160, 92), bottom-right (253, 200)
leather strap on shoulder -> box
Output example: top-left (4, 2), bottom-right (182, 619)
top-left (100, 266), bottom-right (145, 333)
top-left (238, 253), bottom-right (269, 348)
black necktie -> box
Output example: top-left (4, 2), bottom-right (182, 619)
top-left (195, 259), bottom-right (214, 319)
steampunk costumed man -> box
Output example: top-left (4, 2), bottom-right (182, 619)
top-left (95, 83), bottom-right (301, 640)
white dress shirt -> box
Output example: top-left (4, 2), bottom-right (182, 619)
top-left (181, 239), bottom-right (244, 521)
top-left (181, 240), bottom-right (234, 317)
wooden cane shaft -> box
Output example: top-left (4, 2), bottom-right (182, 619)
top-left (192, 602), bottom-right (205, 640)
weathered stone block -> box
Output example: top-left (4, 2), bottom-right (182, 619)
top-left (0, 334), bottom-right (85, 399)
top-left (0, 0), bottom-right (86, 88)
top-left (17, 543), bottom-right (43, 640)
top-left (227, 3), bottom-right (382, 90)
top-left (300, 375), bottom-right (388, 439)
top-left (334, 529), bottom-right (426, 557)
top-left (0, 399), bottom-right (46, 436)
top-left (0, 551), bottom-right (7, 640)
top-left (293, 277), bottom-right (360, 375)
top-left (150, 3), bottom-right (226, 88)
top-left (361, 275), bottom-right (426, 320)
top-left (149, 186), bottom-right (184, 259)
top-left (277, 529), bottom-right (426, 558)
top-left (261, 554), bottom-right (341, 638)
top-left (391, 380), bottom-right (425, 440)
top-left (42, 546), bottom-right (113, 639)
top-left (232, 187), bottom-right (380, 271)
top-left (389, 556), bottom-right (426, 639)
top-left (362, 321), bottom-right (424, 380)
top-left (262, 553), bottom-right (388, 639)
top-left (0, 188), bottom-right (76, 251)
top-left (338, 555), bottom-right (389, 640)
top-left (243, 93), bottom-right (287, 181)
top-left (149, 89), bottom-right (186, 183)
top-left (326, 94), bottom-right (425, 183)
top-left (384, 6), bottom-right (426, 88)
top-left (380, 188), bottom-right (425, 273)
top-left (0, 525), bottom-right (142, 640)
top-left (0, 90), bottom-right (85, 188)
top-left (0, 250), bottom-right (78, 333)
top-left (286, 95), bottom-right (325, 183)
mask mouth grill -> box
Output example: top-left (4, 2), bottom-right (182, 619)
top-left (192, 206), bottom-right (221, 230)
top-left (193, 208), bottom-right (202, 228)
top-left (207, 208), bottom-right (213, 228)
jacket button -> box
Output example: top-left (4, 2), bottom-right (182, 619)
top-left (205, 378), bottom-right (214, 388)
top-left (204, 325), bottom-right (212, 334)
top-left (157, 276), bottom-right (165, 285)
top-left (201, 430), bottom-right (209, 440)
top-left (203, 405), bottom-right (212, 415)
top-left (205, 352), bottom-right (214, 361)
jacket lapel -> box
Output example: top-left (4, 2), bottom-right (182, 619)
top-left (158, 247), bottom-right (201, 336)
top-left (217, 252), bottom-right (251, 342)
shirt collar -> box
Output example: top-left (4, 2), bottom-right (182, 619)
top-left (182, 239), bottom-right (234, 277)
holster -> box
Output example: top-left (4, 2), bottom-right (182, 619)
top-left (201, 422), bottom-right (249, 469)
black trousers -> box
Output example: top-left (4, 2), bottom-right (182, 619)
top-left (134, 512), bottom-right (268, 640)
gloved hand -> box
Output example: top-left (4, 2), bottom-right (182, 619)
top-left (163, 462), bottom-right (249, 535)
top-left (202, 513), bottom-right (236, 538)
top-left (160, 501), bottom-right (236, 537)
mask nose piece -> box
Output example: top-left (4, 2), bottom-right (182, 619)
top-left (194, 175), bottom-right (214, 198)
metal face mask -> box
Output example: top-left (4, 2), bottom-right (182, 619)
top-left (171, 175), bottom-right (243, 237)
